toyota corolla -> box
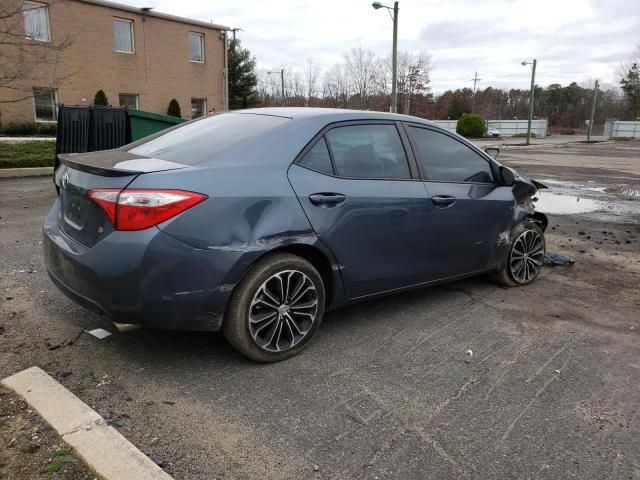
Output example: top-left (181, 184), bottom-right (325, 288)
top-left (44, 108), bottom-right (548, 362)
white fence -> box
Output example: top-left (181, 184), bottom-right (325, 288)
top-left (603, 120), bottom-right (640, 139)
top-left (430, 119), bottom-right (548, 138)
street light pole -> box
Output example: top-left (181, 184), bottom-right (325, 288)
top-left (372, 2), bottom-right (399, 113)
top-left (391, 1), bottom-right (398, 113)
top-left (587, 79), bottom-right (599, 142)
top-left (522, 59), bottom-right (537, 145)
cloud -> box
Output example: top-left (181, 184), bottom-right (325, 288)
top-left (119, 0), bottom-right (640, 92)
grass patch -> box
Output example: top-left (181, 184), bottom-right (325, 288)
top-left (611, 136), bottom-right (635, 141)
top-left (47, 459), bottom-right (62, 474)
top-left (0, 141), bottom-right (56, 168)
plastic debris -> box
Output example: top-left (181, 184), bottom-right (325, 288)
top-left (544, 251), bottom-right (575, 266)
top-left (85, 328), bottom-right (112, 339)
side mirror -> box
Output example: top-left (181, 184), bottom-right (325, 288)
top-left (484, 146), bottom-right (500, 159)
top-left (500, 166), bottom-right (516, 186)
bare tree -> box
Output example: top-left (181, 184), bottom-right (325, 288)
top-left (304, 57), bottom-right (321, 107)
top-left (0, 0), bottom-right (73, 104)
top-left (343, 47), bottom-right (376, 110)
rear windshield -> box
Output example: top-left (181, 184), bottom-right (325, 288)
top-left (127, 113), bottom-right (288, 165)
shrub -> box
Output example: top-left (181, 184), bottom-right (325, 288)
top-left (0, 141), bottom-right (56, 168)
top-left (0, 122), bottom-right (57, 136)
top-left (93, 90), bottom-right (109, 106)
top-left (167, 99), bottom-right (181, 117)
top-left (456, 113), bottom-right (487, 138)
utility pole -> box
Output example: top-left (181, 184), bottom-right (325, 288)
top-left (470, 71), bottom-right (482, 113)
top-left (587, 79), bottom-right (599, 142)
top-left (522, 59), bottom-right (537, 145)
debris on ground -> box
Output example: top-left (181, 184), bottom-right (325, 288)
top-left (84, 328), bottom-right (112, 339)
top-left (544, 250), bottom-right (575, 266)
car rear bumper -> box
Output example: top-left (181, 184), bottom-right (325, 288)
top-left (43, 200), bottom-right (243, 331)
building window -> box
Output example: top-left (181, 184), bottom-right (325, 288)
top-left (191, 98), bottom-right (206, 118)
top-left (113, 18), bottom-right (134, 53)
top-left (119, 93), bottom-right (139, 109)
top-left (22, 2), bottom-right (50, 42)
top-left (33, 88), bottom-right (57, 122)
top-left (189, 32), bottom-right (204, 62)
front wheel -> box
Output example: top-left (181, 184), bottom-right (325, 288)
top-left (492, 222), bottom-right (545, 287)
top-left (223, 253), bottom-right (325, 362)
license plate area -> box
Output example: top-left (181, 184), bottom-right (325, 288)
top-left (61, 189), bottom-right (91, 230)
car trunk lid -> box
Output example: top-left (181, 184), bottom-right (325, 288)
top-left (55, 151), bottom-right (187, 247)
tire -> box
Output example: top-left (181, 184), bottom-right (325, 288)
top-left (491, 222), bottom-right (545, 287)
top-left (223, 253), bottom-right (325, 362)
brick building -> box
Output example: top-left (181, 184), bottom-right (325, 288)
top-left (0, 0), bottom-right (229, 126)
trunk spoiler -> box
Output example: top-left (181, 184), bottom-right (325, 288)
top-left (58, 151), bottom-right (187, 177)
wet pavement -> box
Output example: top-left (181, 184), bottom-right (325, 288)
top-left (1, 140), bottom-right (639, 479)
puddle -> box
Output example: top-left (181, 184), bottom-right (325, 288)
top-left (534, 192), bottom-right (604, 214)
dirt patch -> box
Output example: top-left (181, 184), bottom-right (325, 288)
top-left (0, 386), bottom-right (94, 479)
top-left (575, 399), bottom-right (629, 430)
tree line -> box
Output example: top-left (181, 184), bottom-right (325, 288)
top-left (230, 42), bottom-right (640, 129)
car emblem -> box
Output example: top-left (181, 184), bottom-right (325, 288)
top-left (61, 171), bottom-right (70, 190)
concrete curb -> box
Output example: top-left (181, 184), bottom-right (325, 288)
top-left (0, 167), bottom-right (53, 178)
top-left (2, 367), bottom-right (172, 480)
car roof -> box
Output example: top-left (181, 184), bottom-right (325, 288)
top-left (235, 107), bottom-right (436, 125)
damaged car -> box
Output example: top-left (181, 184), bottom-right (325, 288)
top-left (43, 108), bottom-right (547, 362)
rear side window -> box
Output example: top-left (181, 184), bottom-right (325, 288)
top-left (127, 113), bottom-right (288, 165)
top-left (299, 137), bottom-right (333, 175)
top-left (325, 124), bottom-right (410, 179)
top-left (408, 127), bottom-right (494, 183)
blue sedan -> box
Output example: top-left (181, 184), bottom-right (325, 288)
top-left (44, 108), bottom-right (547, 361)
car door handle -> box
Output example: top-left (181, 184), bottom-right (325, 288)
top-left (309, 193), bottom-right (346, 207)
top-left (431, 195), bottom-right (456, 208)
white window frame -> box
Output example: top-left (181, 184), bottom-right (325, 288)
top-left (113, 17), bottom-right (135, 54)
top-left (22, 1), bottom-right (51, 42)
top-left (32, 87), bottom-right (58, 123)
top-left (188, 32), bottom-right (204, 63)
top-left (118, 93), bottom-right (139, 109)
top-left (190, 98), bottom-right (206, 119)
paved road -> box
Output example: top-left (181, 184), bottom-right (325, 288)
top-left (1, 143), bottom-right (639, 479)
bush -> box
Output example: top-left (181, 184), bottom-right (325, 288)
top-left (167, 99), bottom-right (181, 117)
top-left (0, 141), bottom-right (56, 168)
top-left (0, 122), bottom-right (57, 136)
top-left (456, 113), bottom-right (487, 138)
top-left (93, 90), bottom-right (109, 106)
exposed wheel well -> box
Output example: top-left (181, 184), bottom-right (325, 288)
top-left (268, 244), bottom-right (335, 308)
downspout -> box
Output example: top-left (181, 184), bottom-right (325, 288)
top-left (223, 30), bottom-right (229, 111)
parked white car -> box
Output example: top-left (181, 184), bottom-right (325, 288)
top-left (487, 127), bottom-right (500, 137)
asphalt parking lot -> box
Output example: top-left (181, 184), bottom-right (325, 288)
top-left (1, 139), bottom-right (639, 479)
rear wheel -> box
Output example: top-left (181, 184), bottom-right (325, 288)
top-left (492, 222), bottom-right (545, 287)
top-left (223, 253), bottom-right (325, 362)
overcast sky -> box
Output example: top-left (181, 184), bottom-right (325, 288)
top-left (123, 0), bottom-right (639, 93)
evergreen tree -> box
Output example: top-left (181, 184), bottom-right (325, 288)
top-left (228, 38), bottom-right (259, 109)
top-left (93, 90), bottom-right (108, 106)
top-left (167, 99), bottom-right (181, 117)
top-left (620, 63), bottom-right (640, 120)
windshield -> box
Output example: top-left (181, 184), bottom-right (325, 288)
top-left (127, 113), bottom-right (289, 165)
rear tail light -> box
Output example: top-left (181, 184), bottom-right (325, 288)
top-left (87, 189), bottom-right (207, 231)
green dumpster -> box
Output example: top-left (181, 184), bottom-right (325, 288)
top-left (128, 109), bottom-right (186, 142)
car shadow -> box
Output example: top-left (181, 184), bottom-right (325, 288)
top-left (101, 276), bottom-right (489, 369)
